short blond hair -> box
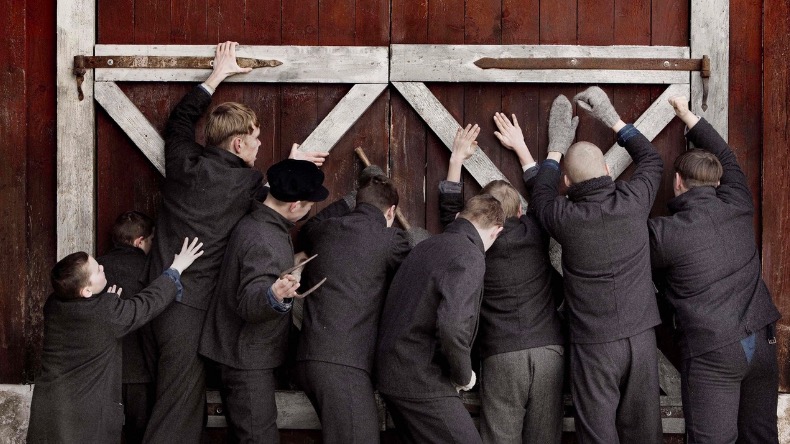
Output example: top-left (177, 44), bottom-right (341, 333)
top-left (458, 194), bottom-right (505, 229)
top-left (205, 102), bottom-right (259, 149)
top-left (481, 180), bottom-right (521, 218)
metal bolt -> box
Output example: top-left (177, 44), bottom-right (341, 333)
top-left (107, 59), bottom-right (114, 66)
top-left (663, 60), bottom-right (670, 68)
top-left (570, 58), bottom-right (578, 66)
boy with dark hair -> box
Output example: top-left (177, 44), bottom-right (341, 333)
top-left (531, 89), bottom-right (664, 443)
top-left (295, 174), bottom-right (411, 444)
top-left (649, 97), bottom-right (781, 443)
top-left (27, 238), bottom-right (204, 443)
top-left (199, 159), bottom-right (329, 443)
top-left (376, 194), bottom-right (504, 444)
top-left (143, 42), bottom-right (328, 442)
top-left (98, 211), bottom-right (156, 443)
top-left (438, 118), bottom-right (566, 444)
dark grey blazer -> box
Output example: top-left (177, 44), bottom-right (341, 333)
top-left (98, 244), bottom-right (153, 384)
top-left (199, 202), bottom-right (294, 370)
top-left (438, 170), bottom-right (563, 359)
top-left (27, 275), bottom-right (177, 443)
top-left (146, 85), bottom-right (265, 311)
top-left (296, 202), bottom-right (411, 373)
top-left (375, 218), bottom-right (486, 399)
top-left (531, 127), bottom-right (663, 344)
top-left (649, 118), bottom-right (781, 358)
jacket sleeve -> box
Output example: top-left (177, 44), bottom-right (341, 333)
top-left (618, 126), bottom-right (664, 211)
top-left (438, 181), bottom-right (464, 229)
top-left (648, 218), bottom-right (669, 270)
top-left (297, 198), bottom-right (353, 253)
top-left (234, 240), bottom-right (288, 323)
top-left (686, 118), bottom-right (753, 210)
top-left (164, 85), bottom-right (213, 176)
top-left (107, 274), bottom-right (178, 337)
top-left (386, 229), bottom-right (412, 276)
top-left (530, 161), bottom-right (566, 242)
top-left (522, 165), bottom-right (540, 199)
top-left (435, 256), bottom-right (485, 386)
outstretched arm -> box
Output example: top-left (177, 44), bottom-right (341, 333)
top-left (493, 113), bottom-right (535, 169)
top-left (203, 41), bottom-right (252, 90)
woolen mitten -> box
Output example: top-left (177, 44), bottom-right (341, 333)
top-left (573, 86), bottom-right (620, 128)
top-left (548, 95), bottom-right (579, 155)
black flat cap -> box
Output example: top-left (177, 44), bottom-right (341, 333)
top-left (267, 159), bottom-right (329, 203)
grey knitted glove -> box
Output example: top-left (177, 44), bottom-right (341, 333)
top-left (574, 86), bottom-right (620, 128)
top-left (547, 95), bottom-right (579, 155)
top-left (357, 164), bottom-right (385, 188)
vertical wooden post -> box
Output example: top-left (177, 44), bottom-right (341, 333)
top-left (56, 0), bottom-right (96, 259)
top-left (690, 0), bottom-right (729, 140)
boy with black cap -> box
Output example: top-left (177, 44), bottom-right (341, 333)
top-left (200, 159), bottom-right (328, 443)
top-left (649, 97), bottom-right (781, 443)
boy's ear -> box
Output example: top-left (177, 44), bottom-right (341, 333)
top-left (563, 174), bottom-right (571, 188)
top-left (79, 286), bottom-right (92, 298)
top-left (132, 236), bottom-right (145, 249)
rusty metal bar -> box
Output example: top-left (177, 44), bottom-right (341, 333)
top-left (72, 54), bottom-right (282, 100)
top-left (474, 56), bottom-right (709, 75)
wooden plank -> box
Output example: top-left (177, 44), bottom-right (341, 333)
top-left (391, 0), bottom-right (427, 43)
top-left (540, 0), bottom-right (576, 44)
top-left (603, 84), bottom-right (690, 178)
top-left (690, 0), bottom-right (729, 139)
top-left (578, 0), bottom-right (614, 46)
top-left (299, 84), bottom-right (388, 153)
top-left (94, 82), bottom-right (165, 175)
top-left (658, 349), bottom-right (682, 398)
top-left (502, 0), bottom-right (539, 44)
top-left (93, 45), bottom-right (389, 83)
top-left (763, 0), bottom-right (790, 392)
top-left (0, 0), bottom-right (28, 383)
top-left (393, 82), bottom-right (527, 212)
top-left (24, 0), bottom-right (58, 380)
top-left (390, 44), bottom-right (691, 83)
top-left (57, 0), bottom-right (96, 259)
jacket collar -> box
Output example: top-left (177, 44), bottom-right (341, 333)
top-left (250, 201), bottom-right (295, 231)
top-left (204, 145), bottom-right (250, 168)
top-left (353, 202), bottom-right (387, 226)
top-left (107, 243), bottom-right (144, 256)
top-left (667, 186), bottom-right (717, 214)
top-left (567, 176), bottom-right (614, 202)
top-left (444, 218), bottom-right (485, 253)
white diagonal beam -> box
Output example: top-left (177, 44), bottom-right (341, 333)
top-left (94, 82), bottom-right (388, 177)
top-left (94, 81), bottom-right (166, 175)
top-left (299, 83), bottom-right (387, 152)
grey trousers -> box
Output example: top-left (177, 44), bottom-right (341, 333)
top-left (143, 303), bottom-right (207, 443)
top-left (295, 361), bottom-right (380, 444)
top-left (219, 365), bottom-right (279, 444)
top-left (681, 326), bottom-right (778, 444)
top-left (570, 328), bottom-right (662, 444)
top-left (382, 394), bottom-right (482, 444)
top-left (480, 345), bottom-right (565, 444)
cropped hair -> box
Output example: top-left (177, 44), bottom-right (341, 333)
top-left (481, 180), bottom-right (521, 218)
top-left (458, 194), bottom-right (505, 229)
top-left (674, 149), bottom-right (723, 188)
top-left (112, 211), bottom-right (154, 248)
top-left (51, 252), bottom-right (90, 300)
top-left (205, 102), bottom-right (259, 149)
top-left (356, 174), bottom-right (399, 211)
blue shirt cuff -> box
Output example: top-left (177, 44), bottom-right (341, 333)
top-left (267, 286), bottom-right (292, 313)
top-left (163, 268), bottom-right (183, 302)
top-left (617, 124), bottom-right (640, 146)
top-left (540, 159), bottom-right (560, 172)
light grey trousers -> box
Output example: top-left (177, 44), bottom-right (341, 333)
top-left (480, 345), bottom-right (565, 444)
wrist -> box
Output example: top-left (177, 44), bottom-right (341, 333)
top-left (449, 156), bottom-right (467, 166)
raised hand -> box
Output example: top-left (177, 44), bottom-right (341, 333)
top-left (204, 42), bottom-right (253, 89)
top-left (289, 143), bottom-right (329, 167)
top-left (170, 237), bottom-right (205, 275)
top-left (451, 124), bottom-right (481, 164)
top-left (668, 96), bottom-right (700, 128)
top-left (574, 86), bottom-right (621, 129)
top-left (271, 274), bottom-right (300, 302)
top-left (547, 95), bottom-right (579, 156)
top-left (493, 112), bottom-right (528, 152)
top-left (106, 285), bottom-right (123, 297)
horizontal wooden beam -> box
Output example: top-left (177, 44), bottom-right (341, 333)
top-left (391, 45), bottom-right (691, 84)
top-left (94, 82), bottom-right (165, 175)
top-left (93, 45), bottom-right (389, 83)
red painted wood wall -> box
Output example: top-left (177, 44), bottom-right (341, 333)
top-left (2, 0), bottom-right (788, 399)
